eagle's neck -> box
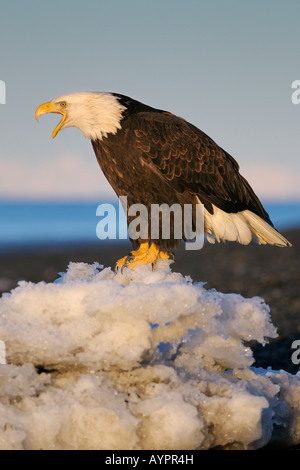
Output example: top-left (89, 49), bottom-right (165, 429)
top-left (82, 92), bottom-right (127, 140)
top-left (60, 92), bottom-right (127, 141)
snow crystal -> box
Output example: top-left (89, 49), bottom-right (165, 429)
top-left (0, 259), bottom-right (299, 450)
top-left (0, 340), bottom-right (6, 364)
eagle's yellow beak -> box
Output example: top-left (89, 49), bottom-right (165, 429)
top-left (35, 101), bottom-right (67, 138)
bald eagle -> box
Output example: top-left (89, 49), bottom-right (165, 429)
top-left (35, 92), bottom-right (291, 269)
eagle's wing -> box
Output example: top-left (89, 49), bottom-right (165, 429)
top-left (132, 112), bottom-right (272, 224)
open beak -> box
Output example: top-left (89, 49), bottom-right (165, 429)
top-left (35, 101), bottom-right (67, 138)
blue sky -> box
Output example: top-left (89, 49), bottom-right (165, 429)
top-left (0, 0), bottom-right (299, 201)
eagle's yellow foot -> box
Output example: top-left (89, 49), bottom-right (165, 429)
top-left (115, 243), bottom-right (173, 272)
top-left (158, 251), bottom-right (175, 261)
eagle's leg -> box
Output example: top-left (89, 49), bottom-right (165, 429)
top-left (115, 242), bottom-right (149, 270)
top-left (115, 242), bottom-right (174, 271)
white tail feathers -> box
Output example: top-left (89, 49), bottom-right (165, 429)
top-left (242, 210), bottom-right (292, 247)
top-left (200, 201), bottom-right (292, 247)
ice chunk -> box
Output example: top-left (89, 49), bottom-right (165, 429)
top-left (0, 261), bottom-right (299, 450)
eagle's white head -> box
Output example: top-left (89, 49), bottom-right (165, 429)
top-left (35, 91), bottom-right (126, 140)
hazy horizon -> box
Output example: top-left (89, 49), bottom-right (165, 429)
top-left (0, 1), bottom-right (300, 202)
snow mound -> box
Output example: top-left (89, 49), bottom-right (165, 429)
top-left (0, 260), bottom-right (299, 450)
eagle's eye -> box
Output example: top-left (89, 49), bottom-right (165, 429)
top-left (59, 101), bottom-right (67, 108)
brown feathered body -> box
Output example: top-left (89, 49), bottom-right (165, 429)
top-left (91, 94), bottom-right (289, 250)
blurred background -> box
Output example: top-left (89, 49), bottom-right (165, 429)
top-left (0, 0), bottom-right (300, 247)
top-left (0, 1), bottom-right (299, 369)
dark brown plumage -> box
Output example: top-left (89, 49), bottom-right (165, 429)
top-left (91, 94), bottom-right (276, 250)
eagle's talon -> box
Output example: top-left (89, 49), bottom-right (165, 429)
top-left (115, 254), bottom-right (129, 272)
top-left (115, 242), bottom-right (175, 271)
top-left (121, 253), bottom-right (136, 272)
top-left (167, 251), bottom-right (175, 261)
